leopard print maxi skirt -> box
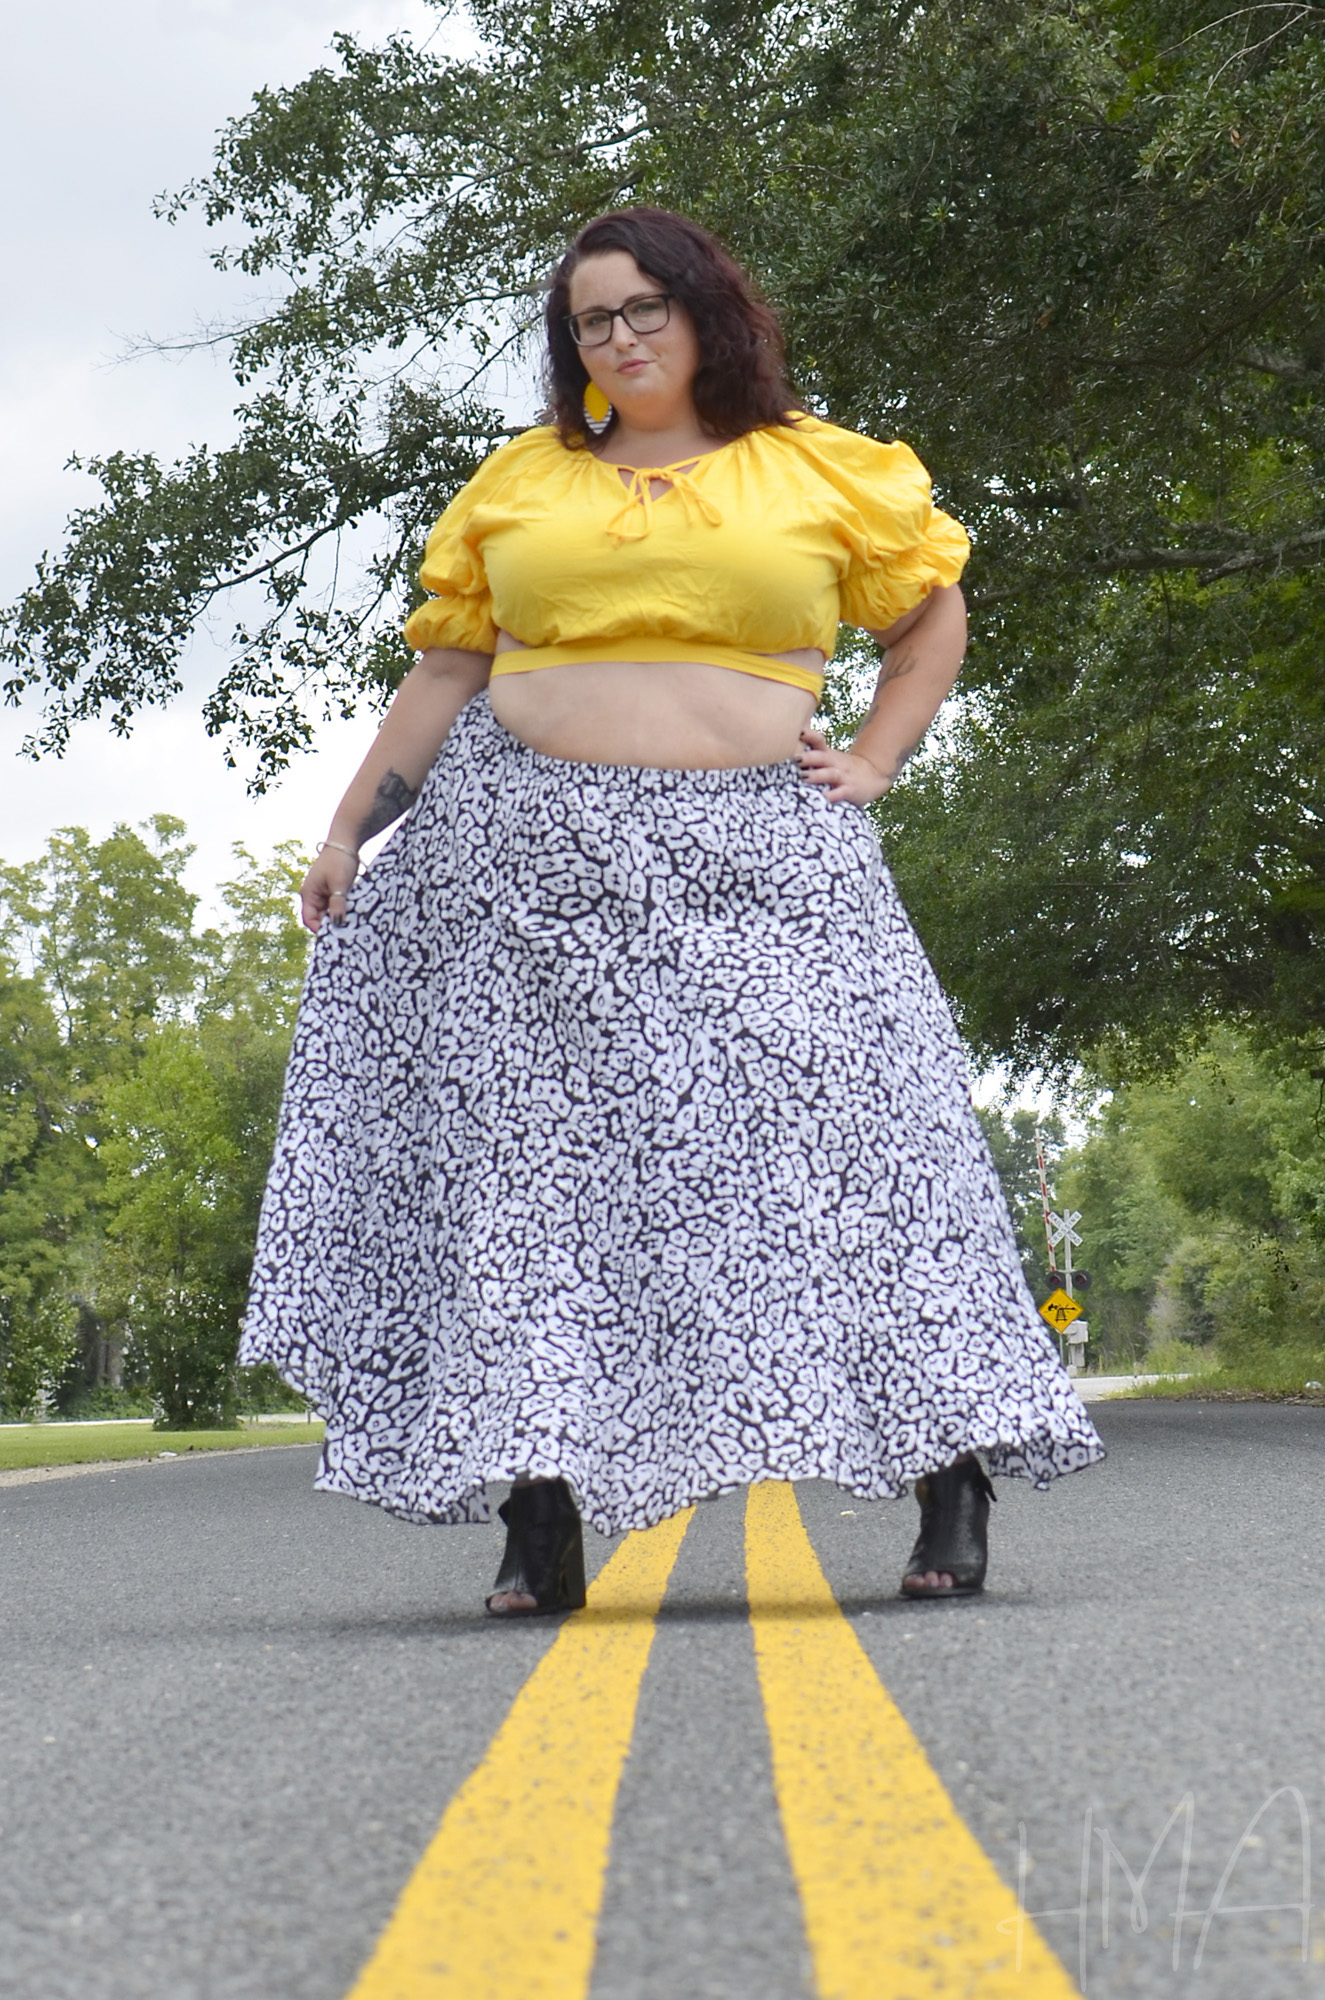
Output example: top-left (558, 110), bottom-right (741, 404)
top-left (240, 695), bottom-right (1103, 1533)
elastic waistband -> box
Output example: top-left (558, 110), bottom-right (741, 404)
top-left (489, 638), bottom-right (825, 697)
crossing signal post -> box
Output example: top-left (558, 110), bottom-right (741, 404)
top-left (1048, 1204), bottom-right (1081, 1302)
top-left (1036, 1128), bottom-right (1090, 1374)
top-left (1035, 1128), bottom-right (1058, 1280)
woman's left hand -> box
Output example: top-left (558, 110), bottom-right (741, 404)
top-left (797, 729), bottom-right (892, 806)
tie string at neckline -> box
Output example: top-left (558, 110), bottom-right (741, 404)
top-left (605, 464), bottom-right (725, 544)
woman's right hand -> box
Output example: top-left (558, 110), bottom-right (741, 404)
top-left (300, 846), bottom-right (359, 933)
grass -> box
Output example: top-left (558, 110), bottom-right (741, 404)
top-left (0, 1419), bottom-right (325, 1473)
top-left (1123, 1343), bottom-right (1325, 1404)
top-left (1134, 1337), bottom-right (1218, 1380)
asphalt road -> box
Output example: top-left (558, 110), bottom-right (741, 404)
top-left (0, 1402), bottom-right (1321, 1999)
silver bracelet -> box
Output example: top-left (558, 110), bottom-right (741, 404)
top-left (316, 839), bottom-right (360, 865)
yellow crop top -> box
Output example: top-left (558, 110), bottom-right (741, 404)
top-left (402, 414), bottom-right (970, 697)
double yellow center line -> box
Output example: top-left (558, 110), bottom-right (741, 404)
top-left (347, 1506), bottom-right (693, 2000)
top-left (347, 1488), bottom-right (1080, 1999)
top-left (747, 1482), bottom-right (1078, 1999)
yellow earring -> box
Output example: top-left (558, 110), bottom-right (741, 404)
top-left (583, 381), bottom-right (613, 435)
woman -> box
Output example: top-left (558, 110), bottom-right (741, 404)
top-left (241, 207), bottom-right (1103, 1613)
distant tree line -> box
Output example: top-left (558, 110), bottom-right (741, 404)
top-left (980, 1038), bottom-right (1325, 1377)
top-left (0, 820), bottom-right (307, 1424)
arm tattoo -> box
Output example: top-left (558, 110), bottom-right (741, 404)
top-left (357, 768), bottom-right (419, 843)
top-left (877, 648), bottom-right (920, 686)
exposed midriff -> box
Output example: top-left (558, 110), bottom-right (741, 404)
top-left (485, 634), bottom-right (823, 769)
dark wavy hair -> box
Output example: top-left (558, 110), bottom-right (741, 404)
top-left (544, 207), bottom-right (800, 446)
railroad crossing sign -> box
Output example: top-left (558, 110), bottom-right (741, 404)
top-left (1039, 1287), bottom-right (1084, 1332)
top-left (1046, 1207), bottom-right (1084, 1301)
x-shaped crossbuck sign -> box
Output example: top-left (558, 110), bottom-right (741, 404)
top-left (1047, 1208), bottom-right (1082, 1249)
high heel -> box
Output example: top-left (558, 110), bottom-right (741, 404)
top-left (900, 1456), bottom-right (995, 1597)
top-left (486, 1478), bottom-right (587, 1616)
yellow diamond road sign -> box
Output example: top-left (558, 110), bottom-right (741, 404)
top-left (1039, 1287), bottom-right (1083, 1331)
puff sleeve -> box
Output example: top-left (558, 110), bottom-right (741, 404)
top-left (790, 422), bottom-right (970, 633)
top-left (401, 438), bottom-right (528, 655)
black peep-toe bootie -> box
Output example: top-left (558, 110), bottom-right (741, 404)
top-left (486, 1477), bottom-right (587, 1616)
top-left (901, 1456), bottom-right (996, 1598)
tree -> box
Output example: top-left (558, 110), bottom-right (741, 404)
top-left (98, 1017), bottom-right (292, 1427)
top-left (880, 555), bottom-right (1325, 1074)
top-left (0, 954), bottom-right (90, 1416)
top-left (204, 840), bottom-right (313, 1030)
top-left (0, 817), bottom-right (203, 1068)
top-left (1058, 1032), bottom-right (1325, 1366)
top-left (0, 819), bottom-right (205, 1413)
top-left (0, 827), bottom-right (307, 1420)
top-left (97, 843), bottom-right (308, 1426)
top-left (2, 0), bottom-right (1322, 1068)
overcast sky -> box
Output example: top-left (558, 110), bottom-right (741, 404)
top-left (0, 0), bottom-right (493, 909)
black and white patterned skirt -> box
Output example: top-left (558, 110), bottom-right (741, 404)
top-left (240, 694), bottom-right (1103, 1533)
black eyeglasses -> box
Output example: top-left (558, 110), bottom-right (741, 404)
top-left (565, 293), bottom-right (673, 348)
